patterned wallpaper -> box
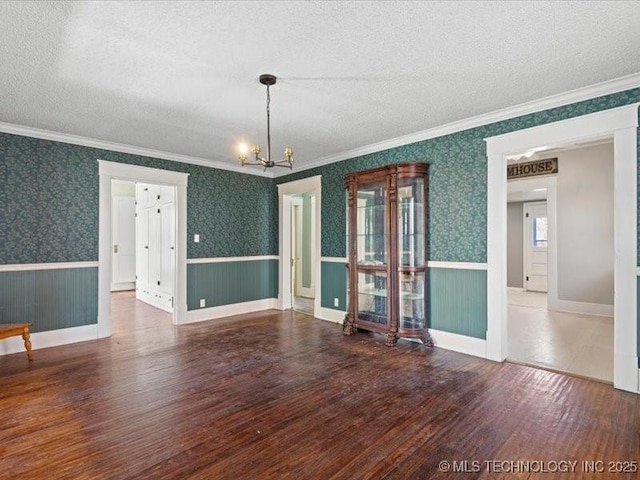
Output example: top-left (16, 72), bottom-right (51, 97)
top-left (0, 88), bottom-right (638, 266)
top-left (277, 88), bottom-right (640, 263)
top-left (0, 134), bottom-right (278, 264)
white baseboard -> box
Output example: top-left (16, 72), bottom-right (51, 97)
top-left (548, 297), bottom-right (614, 317)
top-left (507, 286), bottom-right (524, 292)
top-left (111, 282), bottom-right (135, 292)
top-left (0, 324), bottom-right (98, 357)
top-left (316, 306), bottom-right (346, 324)
top-left (184, 298), bottom-right (278, 324)
top-left (428, 328), bottom-right (487, 359)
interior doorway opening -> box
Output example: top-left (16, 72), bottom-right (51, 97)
top-left (505, 141), bottom-right (615, 383)
top-left (110, 179), bottom-right (176, 330)
top-left (290, 193), bottom-right (316, 316)
top-left (277, 175), bottom-right (322, 318)
top-left (98, 160), bottom-right (188, 338)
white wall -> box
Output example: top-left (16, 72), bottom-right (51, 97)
top-left (507, 202), bottom-right (524, 288)
top-left (557, 143), bottom-right (614, 305)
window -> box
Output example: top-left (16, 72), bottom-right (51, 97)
top-left (532, 217), bottom-right (548, 247)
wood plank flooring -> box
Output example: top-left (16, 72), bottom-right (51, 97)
top-left (0, 292), bottom-right (638, 479)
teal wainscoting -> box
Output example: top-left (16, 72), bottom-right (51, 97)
top-left (429, 268), bottom-right (487, 339)
top-left (0, 267), bottom-right (98, 333)
top-left (320, 261), bottom-right (347, 311)
top-left (187, 259), bottom-right (278, 311)
top-left (637, 276), bottom-right (640, 365)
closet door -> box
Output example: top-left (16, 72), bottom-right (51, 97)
top-left (147, 206), bottom-right (162, 290)
top-left (136, 206), bottom-right (149, 287)
top-left (160, 202), bottom-right (175, 295)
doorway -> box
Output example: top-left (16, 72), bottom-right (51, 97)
top-left (291, 193), bottom-right (316, 315)
top-left (278, 176), bottom-right (322, 317)
top-left (486, 103), bottom-right (638, 393)
top-left (98, 160), bottom-right (188, 338)
top-left (506, 150), bottom-right (615, 383)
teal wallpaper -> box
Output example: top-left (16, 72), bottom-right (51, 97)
top-left (320, 261), bottom-right (347, 311)
top-left (187, 259), bottom-right (277, 310)
top-left (276, 88), bottom-right (640, 263)
top-left (429, 268), bottom-right (487, 339)
top-left (0, 132), bottom-right (278, 264)
top-left (0, 267), bottom-right (97, 333)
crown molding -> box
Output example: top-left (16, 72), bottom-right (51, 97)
top-left (272, 72), bottom-right (640, 177)
top-left (1, 73), bottom-right (638, 180)
top-left (0, 122), bottom-right (274, 178)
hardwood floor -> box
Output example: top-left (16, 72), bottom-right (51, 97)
top-left (0, 292), bottom-right (638, 479)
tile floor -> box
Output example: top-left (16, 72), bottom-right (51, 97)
top-left (507, 289), bottom-right (614, 383)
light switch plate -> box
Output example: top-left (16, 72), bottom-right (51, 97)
top-left (200, 299), bottom-right (206, 308)
top-left (194, 234), bottom-right (200, 243)
top-left (334, 298), bottom-right (339, 307)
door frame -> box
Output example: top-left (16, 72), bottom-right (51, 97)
top-left (98, 160), bottom-right (188, 337)
top-left (278, 176), bottom-right (321, 315)
top-left (486, 103), bottom-right (639, 393)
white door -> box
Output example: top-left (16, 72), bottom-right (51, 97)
top-left (111, 196), bottom-right (136, 289)
top-left (524, 202), bottom-right (548, 292)
top-left (147, 206), bottom-right (162, 290)
top-left (290, 198), bottom-right (302, 297)
top-left (159, 202), bottom-right (175, 296)
top-left (136, 206), bottom-right (149, 288)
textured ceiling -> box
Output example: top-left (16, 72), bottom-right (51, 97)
top-left (1, 1), bottom-right (639, 176)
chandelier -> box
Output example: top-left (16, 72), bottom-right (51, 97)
top-left (238, 74), bottom-right (293, 170)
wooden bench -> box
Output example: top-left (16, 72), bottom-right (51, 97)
top-left (0, 323), bottom-right (33, 361)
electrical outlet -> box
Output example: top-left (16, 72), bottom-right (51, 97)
top-left (194, 234), bottom-right (200, 243)
top-left (334, 298), bottom-right (339, 307)
top-left (199, 299), bottom-right (206, 308)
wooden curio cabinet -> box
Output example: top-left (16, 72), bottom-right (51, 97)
top-left (343, 163), bottom-right (433, 347)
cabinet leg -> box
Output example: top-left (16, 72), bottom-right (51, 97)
top-left (343, 314), bottom-right (355, 335)
top-left (422, 330), bottom-right (434, 348)
top-left (386, 332), bottom-right (398, 347)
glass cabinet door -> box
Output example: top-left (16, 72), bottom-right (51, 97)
top-left (357, 270), bottom-right (388, 326)
top-left (356, 182), bottom-right (387, 266)
top-left (399, 271), bottom-right (425, 330)
top-left (397, 177), bottom-right (425, 267)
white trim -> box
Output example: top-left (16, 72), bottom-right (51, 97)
top-left (0, 122), bottom-right (272, 178)
top-left (428, 329), bottom-right (487, 359)
top-left (507, 286), bottom-right (524, 292)
top-left (185, 298), bottom-right (278, 324)
top-left (0, 324), bottom-right (98, 357)
top-left (549, 299), bottom-right (614, 318)
top-left (0, 261), bottom-right (98, 272)
top-left (321, 256), bottom-right (347, 264)
top-left (485, 103), bottom-right (639, 393)
top-left (278, 176), bottom-right (322, 318)
top-left (427, 261), bottom-right (488, 270)
top-left (98, 160), bottom-right (189, 338)
top-left (316, 307), bottom-right (346, 324)
top-left (272, 73), bottom-right (640, 178)
top-left (187, 255), bottom-right (278, 264)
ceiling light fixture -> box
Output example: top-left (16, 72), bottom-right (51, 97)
top-left (238, 74), bottom-right (293, 170)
